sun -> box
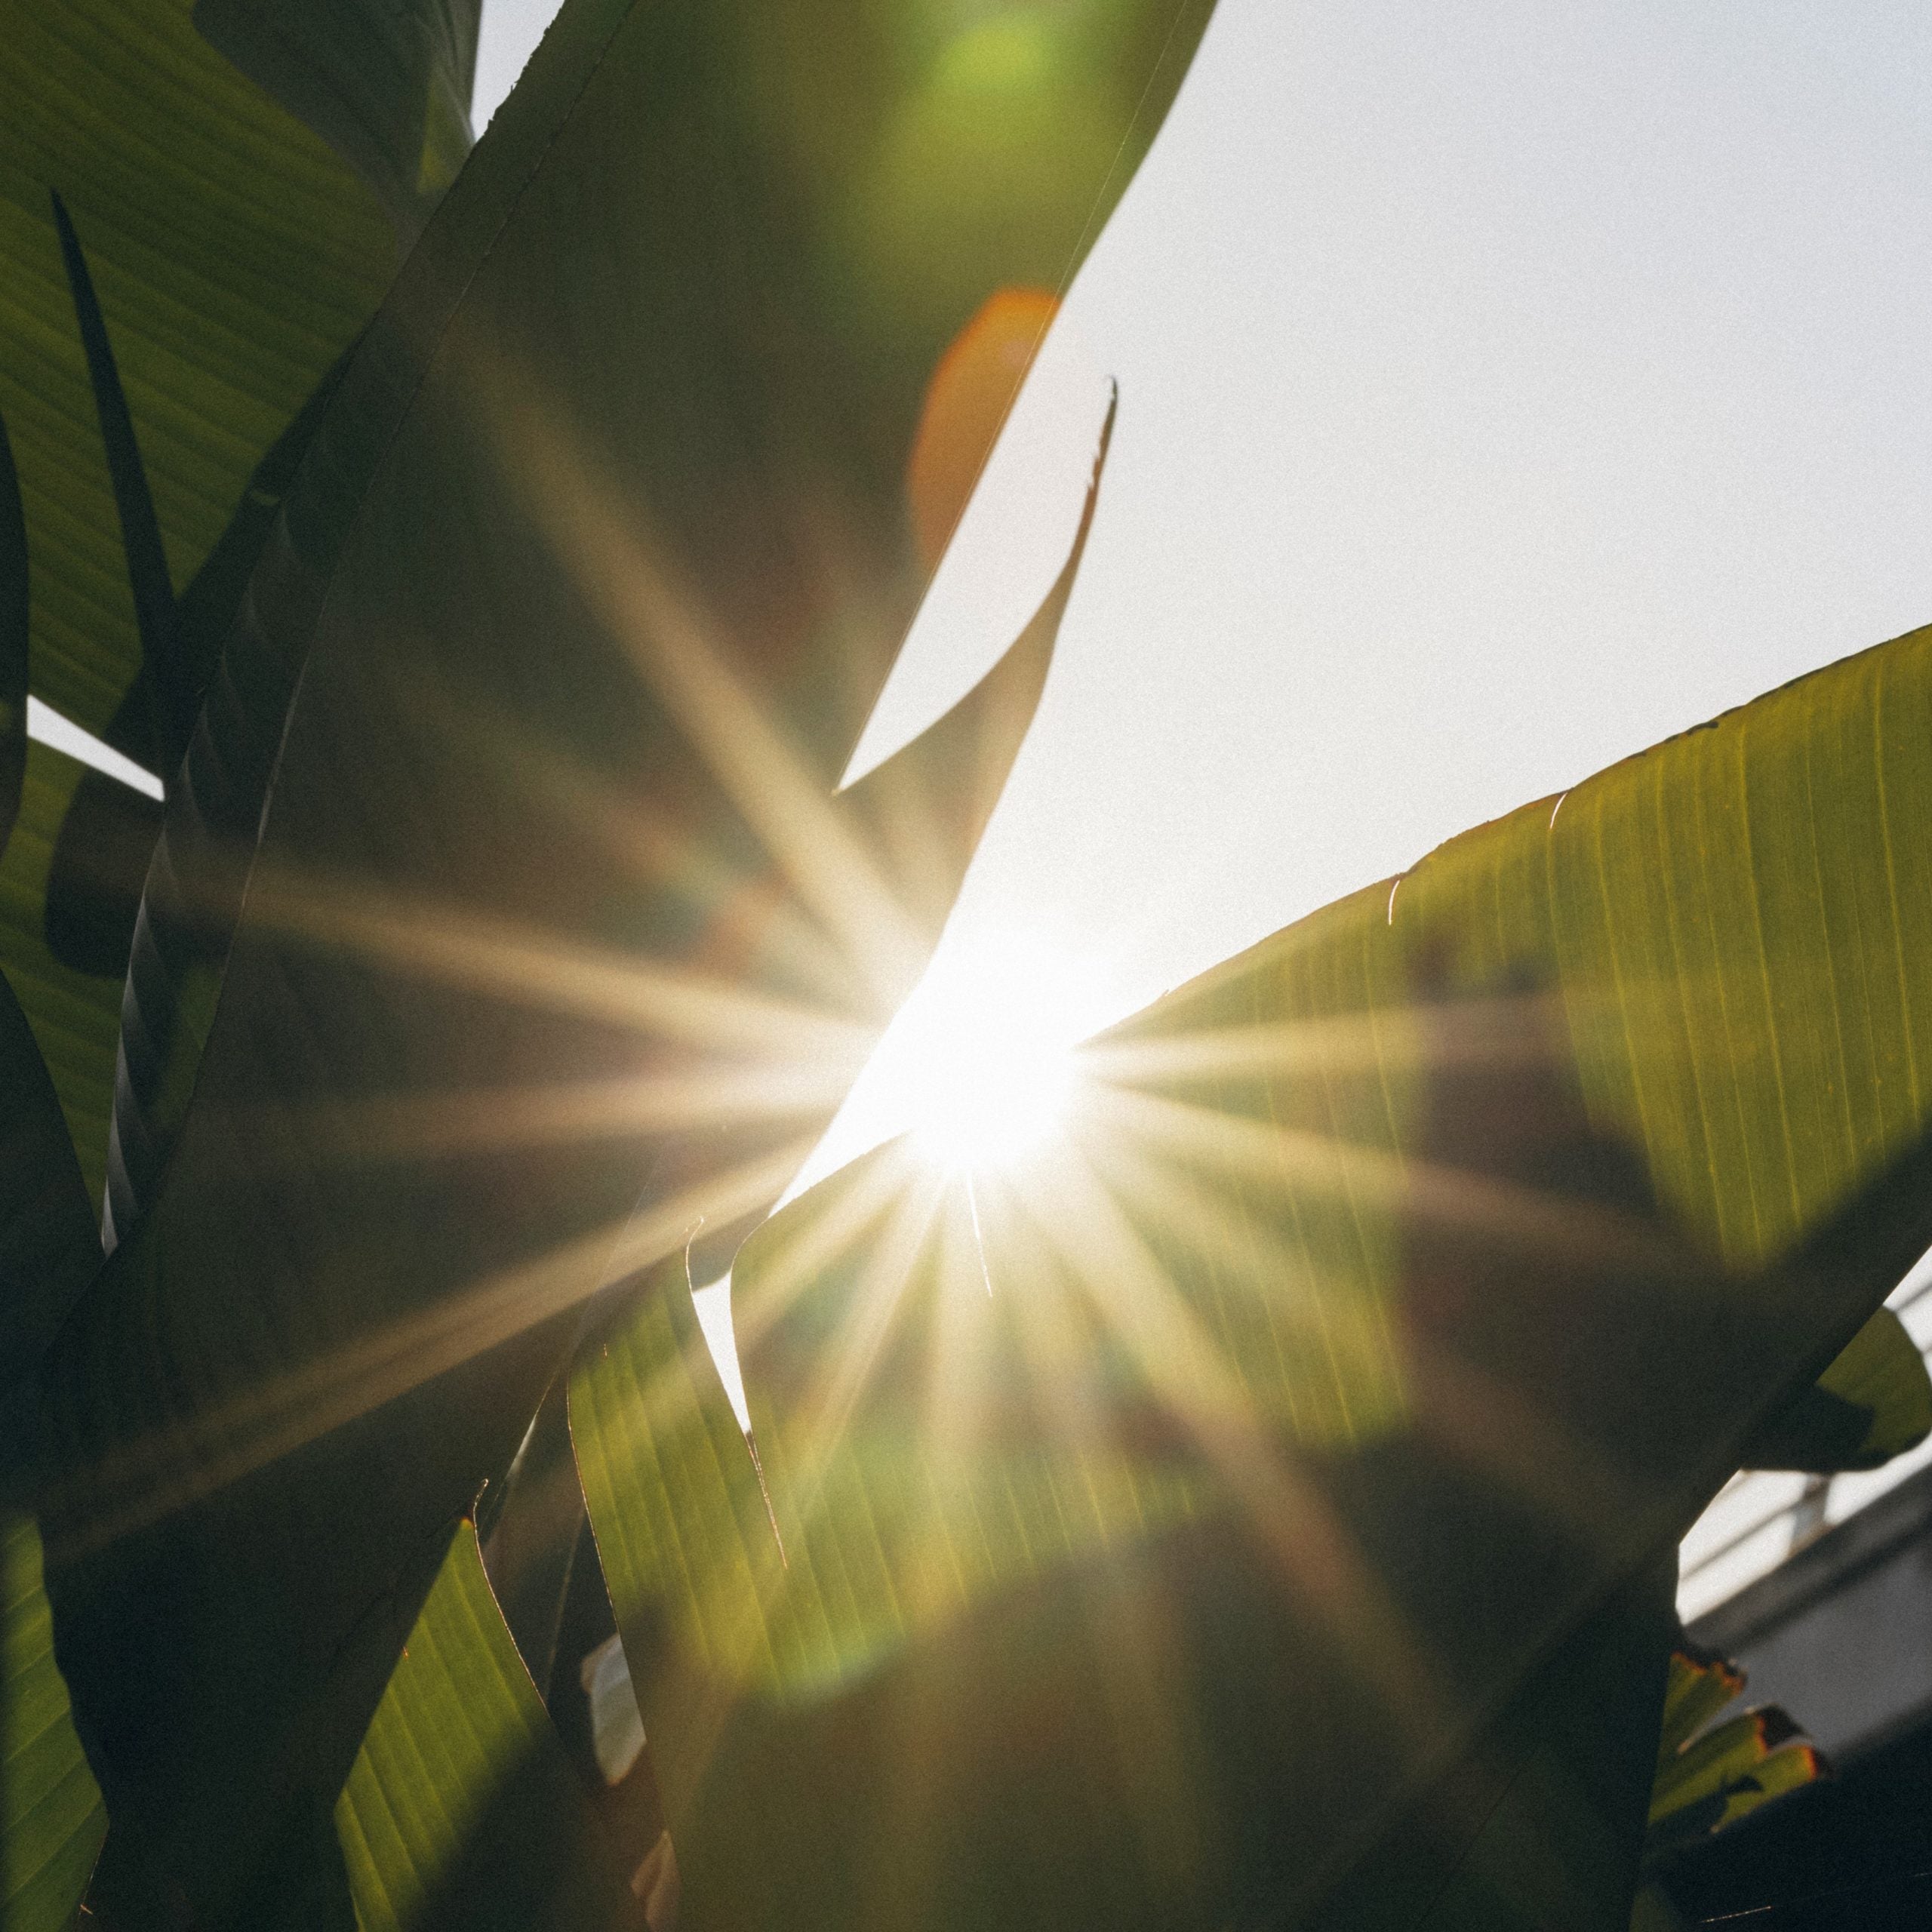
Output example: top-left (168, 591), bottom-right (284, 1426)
top-left (805, 927), bottom-right (1101, 1183)
top-left (903, 930), bottom-right (1094, 1174)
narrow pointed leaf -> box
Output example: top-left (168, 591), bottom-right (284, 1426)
top-left (1740, 1304), bottom-right (1931, 1473)
top-left (48, 192), bottom-right (192, 782)
top-left (46, 346), bottom-right (352, 1080)
top-left (193, 0), bottom-right (480, 243)
top-left (835, 383), bottom-right (1116, 944)
top-left (34, 1), bottom-right (1215, 1920)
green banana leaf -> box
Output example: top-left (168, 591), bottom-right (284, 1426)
top-left (577, 617), bottom-right (1932, 1927)
top-left (2, 1512), bottom-right (103, 1932)
top-left (1740, 1303), bottom-right (1931, 1473)
top-left (337, 1520), bottom-right (642, 1931)
top-left (47, 188), bottom-right (196, 783)
top-left (34, 0), bottom-right (1211, 1920)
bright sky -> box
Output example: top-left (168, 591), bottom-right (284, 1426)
top-left (475, 0), bottom-right (1932, 1180)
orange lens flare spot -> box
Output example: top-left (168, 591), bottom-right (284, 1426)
top-left (906, 286), bottom-right (1060, 571)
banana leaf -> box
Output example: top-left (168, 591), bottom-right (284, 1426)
top-left (34, 0), bottom-right (1212, 1919)
top-left (577, 618), bottom-right (1932, 1927)
top-left (0, 0), bottom-right (397, 1174)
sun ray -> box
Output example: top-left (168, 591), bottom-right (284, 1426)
top-left (238, 861), bottom-right (877, 1066)
top-left (377, 660), bottom-right (866, 1011)
top-left (1004, 1134), bottom-right (1455, 1748)
top-left (483, 388), bottom-right (933, 1013)
top-left (196, 1063), bottom-right (860, 1169)
top-left (44, 1137), bottom-right (820, 1564)
top-left (1085, 1078), bottom-right (1690, 1282)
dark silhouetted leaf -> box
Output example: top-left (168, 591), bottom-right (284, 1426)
top-left (1311, 1563), bottom-right (1675, 1931)
top-left (42, 778), bottom-right (163, 983)
top-left (0, 746), bottom-right (124, 1201)
top-left (43, 347), bottom-right (353, 991)
top-left (1740, 1304), bottom-right (1931, 1474)
top-left (48, 192), bottom-right (192, 783)
top-left (0, 964), bottom-right (97, 1487)
top-left (479, 1375), bottom-right (582, 1697)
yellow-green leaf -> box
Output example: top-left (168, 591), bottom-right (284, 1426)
top-left (339, 1521), bottom-right (642, 1932)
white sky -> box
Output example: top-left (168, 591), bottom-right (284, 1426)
top-left (475, 0), bottom-right (1932, 1175)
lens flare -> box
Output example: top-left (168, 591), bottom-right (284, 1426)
top-left (883, 929), bottom-right (1096, 1174)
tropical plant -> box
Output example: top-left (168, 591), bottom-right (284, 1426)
top-left (4, 2), bottom-right (1931, 1928)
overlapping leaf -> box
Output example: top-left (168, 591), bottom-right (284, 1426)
top-left (34, 0), bottom-right (1212, 1918)
top-left (1643, 1640), bottom-right (1825, 1864)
